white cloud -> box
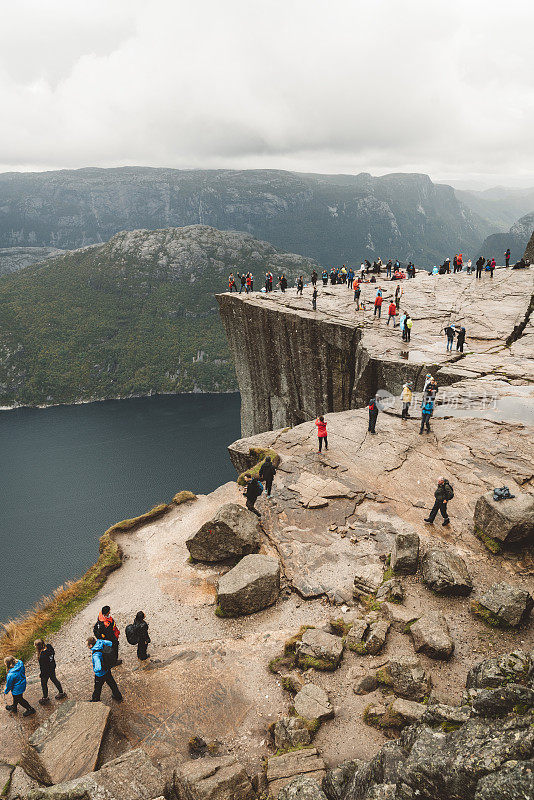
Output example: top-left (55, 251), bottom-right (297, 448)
top-left (0, 0), bottom-right (533, 186)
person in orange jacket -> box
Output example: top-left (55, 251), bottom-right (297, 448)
top-left (387, 300), bottom-right (397, 326)
top-left (374, 294), bottom-right (383, 318)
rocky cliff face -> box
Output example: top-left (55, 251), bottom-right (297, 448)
top-left (525, 228), bottom-right (534, 261)
top-left (479, 211), bottom-right (534, 262)
top-left (0, 246), bottom-right (64, 276)
top-left (0, 167), bottom-right (491, 266)
top-left (218, 267), bottom-right (534, 436)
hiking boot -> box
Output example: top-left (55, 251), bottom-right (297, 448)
top-left (39, 698), bottom-right (50, 705)
top-left (424, 518), bottom-right (434, 524)
top-left (23, 707), bottom-right (36, 717)
top-left (5, 704), bottom-right (17, 712)
top-left (112, 695), bottom-right (123, 703)
top-left (114, 659), bottom-right (123, 666)
top-left (55, 692), bottom-right (67, 700)
top-left (442, 518), bottom-right (450, 526)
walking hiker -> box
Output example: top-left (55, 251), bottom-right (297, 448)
top-left (126, 611), bottom-right (151, 661)
top-left (35, 639), bottom-right (66, 705)
top-left (296, 275), bottom-right (304, 296)
top-left (386, 259), bottom-right (392, 278)
top-left (3, 658), bottom-right (35, 716)
top-left (315, 416), bottom-right (328, 452)
top-left (387, 300), bottom-right (397, 326)
top-left (476, 256), bottom-right (484, 279)
top-left (368, 398), bottom-right (379, 434)
top-left (87, 637), bottom-right (123, 702)
top-left (444, 324), bottom-right (456, 351)
top-left (401, 382), bottom-right (413, 419)
top-left (259, 455), bottom-right (277, 496)
top-left (242, 473), bottom-right (262, 517)
top-left (456, 326), bottom-right (466, 352)
top-left (405, 314), bottom-right (412, 341)
top-left (505, 248), bottom-right (511, 268)
top-left (424, 477), bottom-right (453, 526)
top-left (400, 313), bottom-right (407, 341)
top-left (419, 395), bottom-right (434, 434)
top-left (466, 258), bottom-right (472, 274)
top-left (374, 293), bottom-right (383, 318)
top-left (94, 606), bottom-right (121, 666)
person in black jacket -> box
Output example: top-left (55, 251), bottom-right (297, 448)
top-left (34, 639), bottom-right (66, 705)
top-left (243, 473), bottom-right (262, 517)
top-left (368, 397), bottom-right (379, 434)
top-left (456, 326), bottom-right (466, 352)
top-left (93, 606), bottom-right (121, 666)
top-left (259, 456), bottom-right (276, 497)
top-left (476, 256), bottom-right (485, 278)
top-left (424, 477), bottom-right (453, 525)
top-left (132, 611), bottom-right (150, 661)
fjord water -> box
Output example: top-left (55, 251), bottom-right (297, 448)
top-left (0, 393), bottom-right (241, 623)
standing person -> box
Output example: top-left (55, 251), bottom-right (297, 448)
top-left (353, 279), bottom-right (361, 305)
top-left (374, 293), bottom-right (383, 319)
top-left (368, 397), bottom-right (379, 434)
top-left (419, 395), bottom-right (434, 434)
top-left (246, 273), bottom-right (252, 293)
top-left (424, 477), bottom-right (453, 526)
top-left (399, 313), bottom-right (407, 341)
top-left (322, 270), bottom-right (328, 286)
top-left (265, 273), bottom-right (270, 292)
top-left (228, 273), bottom-right (237, 292)
top-left (312, 286), bottom-right (318, 310)
top-left (401, 382), bottom-right (413, 419)
top-left (315, 415), bottom-right (328, 453)
top-left (239, 273), bottom-right (246, 292)
top-left (505, 248), bottom-right (511, 268)
top-left (466, 259), bottom-right (472, 274)
top-left (279, 274), bottom-right (287, 293)
top-left (259, 456), bottom-right (277, 497)
top-left (3, 657), bottom-right (35, 716)
top-left (458, 253), bottom-right (463, 271)
top-left (94, 606), bottom-right (121, 666)
top-left (268, 272), bottom-right (273, 292)
top-left (490, 257), bottom-right (495, 277)
top-left (347, 267), bottom-right (354, 287)
top-left (34, 639), bottom-right (66, 705)
top-left (242, 473), bottom-right (262, 517)
top-left (394, 284), bottom-right (403, 309)
top-left (386, 259), bottom-right (392, 278)
top-left (476, 256), bottom-right (485, 279)
top-left (456, 326), bottom-right (466, 352)
top-left (87, 637), bottom-right (122, 702)
top-left (444, 324), bottom-right (456, 351)
top-left (340, 265), bottom-right (347, 283)
top-left (422, 373), bottom-right (434, 400)
top-left (405, 315), bottom-right (412, 341)
top-left (387, 300), bottom-right (397, 326)
top-left (128, 611), bottom-right (151, 661)
top-left (296, 275), bottom-right (304, 295)
top-left (311, 269), bottom-right (318, 286)
top-left (445, 257), bottom-right (451, 273)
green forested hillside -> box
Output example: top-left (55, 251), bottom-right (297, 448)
top-left (0, 225), bottom-right (315, 406)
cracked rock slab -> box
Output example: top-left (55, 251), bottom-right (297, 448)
top-left (409, 612), bottom-right (454, 660)
top-left (293, 684), bottom-right (334, 723)
top-left (297, 629), bottom-right (344, 671)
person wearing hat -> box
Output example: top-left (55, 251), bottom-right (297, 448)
top-left (401, 382), bottom-right (413, 419)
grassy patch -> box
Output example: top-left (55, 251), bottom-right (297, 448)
top-left (0, 501), bottom-right (175, 680)
top-left (172, 490), bottom-right (197, 505)
top-left (440, 721), bottom-right (464, 732)
top-left (347, 641), bottom-right (368, 655)
top-left (474, 527), bottom-right (503, 555)
top-left (381, 567), bottom-right (394, 583)
top-left (375, 667), bottom-right (393, 687)
top-left (296, 653), bottom-right (337, 671)
top-left (269, 654), bottom-right (297, 674)
top-left (330, 618), bottom-right (353, 637)
top-left (360, 594), bottom-right (383, 612)
top-left (470, 601), bottom-right (513, 629)
top-left (274, 744), bottom-right (314, 757)
top-left (237, 448), bottom-right (280, 486)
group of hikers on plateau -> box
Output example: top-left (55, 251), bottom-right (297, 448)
top-left (3, 606), bottom-right (151, 712)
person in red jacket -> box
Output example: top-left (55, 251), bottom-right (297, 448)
top-left (387, 300), bottom-right (397, 326)
top-left (374, 294), bottom-right (383, 318)
top-left (315, 416), bottom-right (328, 453)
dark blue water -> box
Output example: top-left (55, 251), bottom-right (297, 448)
top-left (0, 393), bottom-right (241, 623)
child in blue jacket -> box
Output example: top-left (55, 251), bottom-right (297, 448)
top-left (3, 657), bottom-right (35, 716)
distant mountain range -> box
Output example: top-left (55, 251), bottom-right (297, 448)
top-left (456, 186), bottom-right (534, 230)
top-left (0, 167), bottom-right (497, 268)
top-left (478, 212), bottom-right (534, 262)
top-left (0, 226), bottom-right (315, 407)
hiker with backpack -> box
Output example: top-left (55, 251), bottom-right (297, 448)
top-left (3, 657), bottom-right (35, 716)
top-left (87, 637), bottom-right (123, 702)
top-left (93, 605), bottom-right (121, 666)
top-left (242, 473), bottom-right (262, 517)
top-left (259, 455), bottom-right (277, 497)
top-left (424, 477), bottom-right (453, 526)
top-left (34, 639), bottom-right (66, 705)
top-left (420, 395), bottom-right (434, 434)
top-left (126, 611), bottom-right (150, 661)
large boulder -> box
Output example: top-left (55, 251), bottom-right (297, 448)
top-left (322, 760), bottom-right (364, 800)
top-left (297, 629), bottom-right (344, 671)
top-left (391, 532), bottom-right (420, 574)
top-left (293, 683), bottom-right (334, 723)
top-left (267, 749), bottom-right (326, 798)
top-left (353, 564), bottom-right (384, 597)
top-left (216, 554), bottom-right (280, 616)
top-left (474, 759), bottom-right (534, 800)
top-left (421, 548), bottom-right (473, 596)
top-left (466, 650), bottom-right (533, 690)
top-left (174, 755), bottom-right (254, 800)
top-left (471, 582), bottom-right (533, 628)
top-left (186, 503), bottom-right (261, 562)
top-left (278, 775), bottom-right (328, 800)
top-left (409, 612), bottom-right (454, 660)
top-left (272, 717), bottom-right (312, 751)
top-left (375, 656), bottom-right (431, 701)
top-left (474, 491), bottom-right (534, 549)
top-left (21, 700), bottom-right (110, 785)
top-left (27, 748), bottom-right (165, 800)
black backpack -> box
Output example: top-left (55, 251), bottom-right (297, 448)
top-left (444, 482), bottom-right (454, 501)
top-left (493, 486), bottom-right (515, 502)
top-left (101, 643), bottom-right (115, 670)
top-left (125, 623), bottom-right (140, 645)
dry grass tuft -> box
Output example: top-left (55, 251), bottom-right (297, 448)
top-left (172, 490), bottom-right (197, 505)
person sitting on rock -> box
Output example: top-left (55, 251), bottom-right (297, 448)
top-left (259, 456), bottom-right (277, 497)
top-left (242, 473), bottom-right (262, 517)
top-left (3, 657), bottom-right (35, 716)
top-left (424, 477), bottom-right (453, 526)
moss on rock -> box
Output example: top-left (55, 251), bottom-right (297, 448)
top-left (237, 448), bottom-right (280, 486)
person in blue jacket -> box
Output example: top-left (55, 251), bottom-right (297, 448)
top-left (3, 657), bottom-right (35, 716)
top-left (420, 396), bottom-right (434, 434)
top-left (87, 637), bottom-right (123, 703)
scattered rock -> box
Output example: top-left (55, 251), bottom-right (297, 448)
top-left (272, 717), bottom-right (312, 750)
top-left (175, 755), bottom-right (254, 800)
top-left (409, 612), bottom-right (454, 660)
top-left (389, 698), bottom-right (427, 726)
top-left (364, 621), bottom-right (391, 656)
top-left (471, 582), bottom-right (533, 628)
top-left (278, 774), bottom-right (328, 800)
top-left (376, 579), bottom-right (404, 604)
top-left (297, 629), bottom-right (344, 671)
top-left (474, 490), bottom-right (534, 550)
top-left (21, 700), bottom-right (110, 785)
top-left (474, 758), bottom-right (534, 800)
top-left (381, 603), bottom-right (420, 632)
top-left (353, 564), bottom-right (384, 597)
top-left (322, 760), bottom-right (364, 800)
top-left (468, 684), bottom-right (534, 717)
top-left (375, 656), bottom-right (431, 701)
top-left (279, 671), bottom-right (306, 694)
top-left (344, 618), bottom-right (370, 651)
top-left (216, 554), bottom-right (280, 616)
top-left (466, 650), bottom-right (533, 690)
top-left (267, 748), bottom-right (326, 797)
top-left (293, 684), bottom-right (334, 723)
top-left (353, 674), bottom-right (379, 695)
top-left (421, 548), bottom-right (473, 596)
top-left (365, 697), bottom-right (425, 730)
top-left (186, 503), bottom-right (261, 562)
top-left (391, 532), bottom-right (420, 574)
top-left (28, 748), bottom-right (165, 800)
top-left (421, 703), bottom-right (470, 729)
top-left (5, 766), bottom-right (40, 800)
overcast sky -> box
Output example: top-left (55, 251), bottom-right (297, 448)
top-left (1, 0), bottom-right (533, 188)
